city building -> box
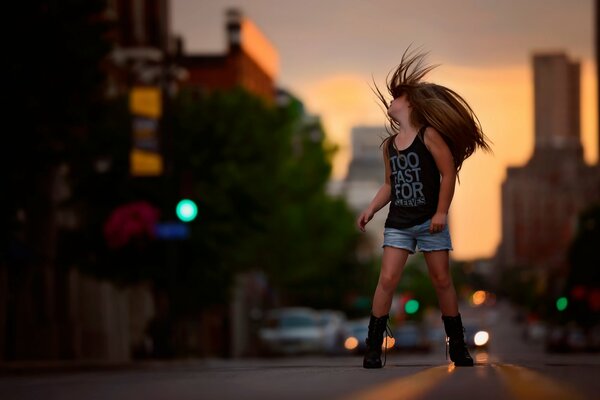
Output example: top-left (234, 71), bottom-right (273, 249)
top-left (2, 0), bottom-right (284, 363)
top-left (106, 0), bottom-right (176, 96)
top-left (495, 53), bottom-right (600, 274)
top-left (338, 126), bottom-right (389, 259)
top-left (177, 8), bottom-right (279, 102)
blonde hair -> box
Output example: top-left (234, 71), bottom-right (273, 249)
top-left (374, 47), bottom-right (492, 175)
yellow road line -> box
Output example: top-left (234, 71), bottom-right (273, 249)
top-left (494, 363), bottom-right (586, 400)
top-left (342, 364), bottom-right (455, 400)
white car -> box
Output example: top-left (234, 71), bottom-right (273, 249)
top-left (318, 310), bottom-right (348, 354)
top-left (258, 307), bottom-right (325, 355)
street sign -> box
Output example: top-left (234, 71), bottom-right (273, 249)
top-left (130, 149), bottom-right (163, 176)
top-left (130, 86), bottom-right (162, 118)
top-left (129, 87), bottom-right (163, 176)
top-left (154, 222), bottom-right (190, 240)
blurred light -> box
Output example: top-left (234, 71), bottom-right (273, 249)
top-left (130, 86), bottom-right (162, 118)
top-left (571, 285), bottom-right (586, 300)
top-left (405, 299), bottom-right (420, 314)
top-left (471, 290), bottom-right (487, 306)
top-left (382, 336), bottom-right (395, 349)
top-left (344, 337), bottom-right (358, 351)
top-left (590, 289), bottom-right (600, 311)
top-left (130, 149), bottom-right (163, 176)
top-left (556, 297), bottom-right (568, 311)
top-left (475, 351), bottom-right (489, 363)
top-left (176, 199), bottom-right (198, 222)
top-left (474, 331), bottom-right (489, 346)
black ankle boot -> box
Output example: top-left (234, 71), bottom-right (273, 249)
top-left (363, 314), bottom-right (392, 369)
top-left (442, 314), bottom-right (474, 367)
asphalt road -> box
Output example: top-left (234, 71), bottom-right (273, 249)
top-left (0, 302), bottom-right (598, 400)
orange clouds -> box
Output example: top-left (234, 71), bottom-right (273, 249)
top-left (297, 74), bottom-right (387, 179)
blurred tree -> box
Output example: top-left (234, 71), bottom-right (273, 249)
top-left (166, 88), bottom-right (362, 313)
top-left (564, 202), bottom-right (600, 328)
top-left (255, 114), bottom-right (362, 310)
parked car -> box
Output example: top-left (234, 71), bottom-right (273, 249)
top-left (342, 317), bottom-right (396, 355)
top-left (393, 321), bottom-right (432, 352)
top-left (258, 307), bottom-right (324, 356)
top-left (318, 309), bottom-right (348, 355)
top-left (342, 317), bottom-right (370, 354)
top-left (545, 323), bottom-right (599, 353)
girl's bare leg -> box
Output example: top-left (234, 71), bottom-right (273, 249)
top-left (371, 247), bottom-right (410, 317)
top-left (424, 250), bottom-right (459, 316)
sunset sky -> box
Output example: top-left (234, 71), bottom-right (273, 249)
top-left (171, 0), bottom-right (598, 260)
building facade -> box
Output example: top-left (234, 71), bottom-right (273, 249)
top-left (339, 126), bottom-right (389, 259)
top-left (2, 1), bottom-right (283, 363)
top-left (177, 9), bottom-right (278, 102)
top-left (496, 53), bottom-right (600, 273)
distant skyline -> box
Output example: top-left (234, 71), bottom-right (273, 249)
top-left (172, 0), bottom-right (597, 260)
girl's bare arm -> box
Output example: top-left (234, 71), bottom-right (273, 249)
top-left (423, 127), bottom-right (457, 233)
top-left (357, 140), bottom-right (392, 231)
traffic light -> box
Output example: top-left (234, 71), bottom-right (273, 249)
top-left (556, 296), bottom-right (568, 311)
top-left (404, 299), bottom-right (420, 314)
top-left (176, 199), bottom-right (198, 222)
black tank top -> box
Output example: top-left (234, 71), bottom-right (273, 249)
top-left (385, 126), bottom-right (441, 229)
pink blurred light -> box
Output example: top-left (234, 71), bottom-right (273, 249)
top-left (103, 201), bottom-right (160, 249)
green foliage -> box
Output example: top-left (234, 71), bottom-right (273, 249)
top-left (166, 88), bottom-right (361, 313)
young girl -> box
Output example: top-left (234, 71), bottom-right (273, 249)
top-left (357, 48), bottom-right (491, 368)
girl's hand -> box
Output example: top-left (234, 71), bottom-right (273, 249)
top-left (429, 212), bottom-right (447, 234)
top-left (357, 209), bottom-right (374, 232)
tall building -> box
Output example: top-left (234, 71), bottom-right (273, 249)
top-left (346, 126), bottom-right (387, 183)
top-left (177, 9), bottom-right (279, 102)
top-left (495, 53), bottom-right (600, 273)
top-left (340, 126), bottom-right (389, 259)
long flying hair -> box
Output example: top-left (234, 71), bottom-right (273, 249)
top-left (373, 47), bottom-right (492, 175)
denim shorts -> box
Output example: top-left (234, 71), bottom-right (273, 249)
top-left (382, 218), bottom-right (453, 254)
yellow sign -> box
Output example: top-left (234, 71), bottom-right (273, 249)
top-left (130, 149), bottom-right (163, 176)
top-left (130, 87), bottom-right (162, 118)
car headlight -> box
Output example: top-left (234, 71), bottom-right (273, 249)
top-left (344, 336), bottom-right (359, 350)
top-left (474, 330), bottom-right (489, 346)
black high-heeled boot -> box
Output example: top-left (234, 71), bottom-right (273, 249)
top-left (442, 313), bottom-right (474, 366)
top-left (363, 314), bottom-right (392, 369)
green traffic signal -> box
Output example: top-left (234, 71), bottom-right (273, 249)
top-left (556, 296), bottom-right (568, 311)
top-left (405, 299), bottom-right (420, 314)
top-left (176, 199), bottom-right (198, 222)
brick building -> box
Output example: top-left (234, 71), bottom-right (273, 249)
top-left (495, 53), bottom-right (600, 273)
top-left (177, 8), bottom-right (279, 102)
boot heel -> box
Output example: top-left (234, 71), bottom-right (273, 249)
top-left (442, 314), bottom-right (474, 367)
